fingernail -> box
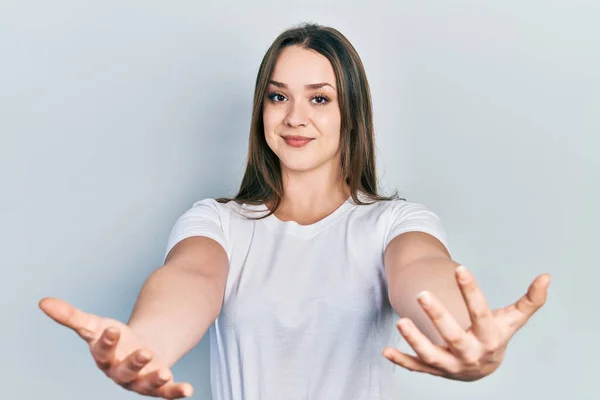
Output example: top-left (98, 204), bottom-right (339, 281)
top-left (397, 318), bottom-right (409, 330)
top-left (416, 290), bottom-right (431, 304)
top-left (136, 352), bottom-right (150, 363)
top-left (456, 265), bottom-right (468, 280)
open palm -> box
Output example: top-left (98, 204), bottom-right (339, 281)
top-left (39, 297), bottom-right (193, 399)
top-left (383, 266), bottom-right (551, 381)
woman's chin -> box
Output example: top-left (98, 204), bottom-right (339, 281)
top-left (279, 159), bottom-right (320, 174)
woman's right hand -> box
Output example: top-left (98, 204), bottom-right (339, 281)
top-left (39, 297), bottom-right (194, 399)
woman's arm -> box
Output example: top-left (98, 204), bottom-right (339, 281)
top-left (383, 230), bottom-right (549, 381)
top-left (383, 231), bottom-right (470, 346)
top-left (127, 236), bottom-right (229, 367)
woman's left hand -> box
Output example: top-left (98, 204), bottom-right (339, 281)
top-left (382, 266), bottom-right (551, 381)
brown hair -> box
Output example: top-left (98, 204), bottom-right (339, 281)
top-left (216, 22), bottom-right (400, 218)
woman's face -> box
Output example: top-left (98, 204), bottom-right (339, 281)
top-left (263, 45), bottom-right (342, 174)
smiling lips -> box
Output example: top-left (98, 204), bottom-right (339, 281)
top-left (282, 135), bottom-right (314, 148)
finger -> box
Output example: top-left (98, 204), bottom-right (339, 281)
top-left (38, 297), bottom-right (97, 342)
top-left (140, 368), bottom-right (172, 391)
top-left (111, 349), bottom-right (153, 386)
top-left (416, 291), bottom-right (475, 358)
top-left (455, 266), bottom-right (498, 344)
top-left (396, 318), bottom-right (459, 372)
top-left (382, 347), bottom-right (445, 377)
top-left (506, 273), bottom-right (551, 331)
top-left (155, 382), bottom-right (194, 399)
top-left (92, 327), bottom-right (120, 370)
top-left (126, 368), bottom-right (172, 396)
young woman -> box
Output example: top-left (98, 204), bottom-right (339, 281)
top-left (39, 23), bottom-right (550, 399)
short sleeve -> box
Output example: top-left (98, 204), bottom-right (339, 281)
top-left (164, 198), bottom-right (228, 262)
top-left (383, 200), bottom-right (450, 253)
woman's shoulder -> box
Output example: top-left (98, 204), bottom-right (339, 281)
top-left (351, 192), bottom-right (410, 213)
top-left (351, 193), bottom-right (441, 225)
top-left (188, 197), bottom-right (265, 220)
top-left (186, 197), bottom-right (240, 213)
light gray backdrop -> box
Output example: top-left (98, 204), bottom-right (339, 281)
top-left (1, 0), bottom-right (597, 399)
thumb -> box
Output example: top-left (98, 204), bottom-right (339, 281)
top-left (504, 273), bottom-right (551, 332)
top-left (39, 297), bottom-right (97, 342)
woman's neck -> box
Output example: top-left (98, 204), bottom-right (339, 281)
top-left (266, 156), bottom-right (351, 222)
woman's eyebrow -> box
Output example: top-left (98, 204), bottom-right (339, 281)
top-left (268, 80), bottom-right (337, 91)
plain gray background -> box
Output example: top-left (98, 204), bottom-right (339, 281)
top-left (1, 0), bottom-right (598, 398)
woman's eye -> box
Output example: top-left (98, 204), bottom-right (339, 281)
top-left (268, 93), bottom-right (286, 102)
top-left (312, 96), bottom-right (329, 105)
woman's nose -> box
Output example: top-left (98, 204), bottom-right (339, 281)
top-left (284, 101), bottom-right (308, 127)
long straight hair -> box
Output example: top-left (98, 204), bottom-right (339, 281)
top-left (216, 23), bottom-right (400, 218)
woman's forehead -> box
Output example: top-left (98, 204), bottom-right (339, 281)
top-left (270, 46), bottom-right (336, 90)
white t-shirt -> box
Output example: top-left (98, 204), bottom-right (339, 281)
top-left (164, 192), bottom-right (449, 400)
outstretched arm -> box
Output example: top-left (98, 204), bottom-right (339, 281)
top-left (382, 231), bottom-right (550, 381)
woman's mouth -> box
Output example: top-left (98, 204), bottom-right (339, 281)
top-left (282, 136), bottom-right (314, 148)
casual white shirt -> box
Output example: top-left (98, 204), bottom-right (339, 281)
top-left (164, 192), bottom-right (449, 400)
